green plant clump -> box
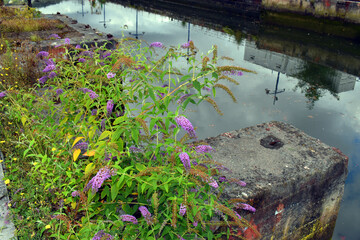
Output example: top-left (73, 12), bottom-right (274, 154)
top-left (0, 38), bottom-right (259, 239)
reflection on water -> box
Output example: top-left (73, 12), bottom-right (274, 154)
top-left (35, 0), bottom-right (360, 239)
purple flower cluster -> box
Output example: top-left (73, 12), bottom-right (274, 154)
top-left (219, 176), bottom-right (227, 183)
top-left (73, 142), bottom-right (89, 150)
top-left (106, 100), bottom-right (114, 116)
top-left (177, 94), bottom-right (191, 104)
top-left (56, 88), bottom-right (63, 96)
top-left (235, 211), bottom-right (242, 220)
top-left (107, 72), bottom-right (116, 79)
top-left (43, 64), bottom-right (55, 73)
top-left (195, 145), bottom-right (213, 154)
top-left (175, 116), bottom-right (196, 138)
top-left (79, 88), bottom-right (98, 99)
top-left (235, 180), bottom-right (247, 187)
top-left (39, 76), bottom-right (48, 84)
top-left (64, 38), bottom-right (70, 44)
top-left (179, 203), bottom-right (186, 216)
top-left (49, 72), bottom-right (57, 79)
top-left (92, 230), bottom-right (114, 240)
top-left (101, 119), bottom-right (106, 131)
top-left (208, 179), bottom-right (219, 188)
top-left (149, 42), bottom-right (164, 48)
top-left (179, 152), bottom-right (191, 171)
top-left (71, 191), bottom-right (80, 197)
top-left (139, 206), bottom-right (153, 225)
top-left (222, 70), bottom-right (243, 76)
top-left (91, 109), bottom-right (97, 116)
top-left (120, 214), bottom-right (138, 224)
top-left (36, 51), bottom-right (49, 58)
top-left (239, 203), bottom-right (256, 213)
top-left (181, 41), bottom-right (191, 48)
top-left (78, 58), bottom-right (86, 63)
top-left (0, 91), bottom-right (7, 98)
top-left (85, 166), bottom-right (116, 193)
top-left (49, 34), bottom-right (61, 39)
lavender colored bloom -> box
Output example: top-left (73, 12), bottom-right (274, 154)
top-left (120, 214), bottom-right (138, 224)
top-left (181, 41), bottom-right (191, 48)
top-left (45, 58), bottom-right (55, 66)
top-left (235, 212), bottom-right (242, 220)
top-left (195, 145), bottom-right (213, 154)
top-left (235, 180), bottom-right (247, 187)
top-left (129, 146), bottom-right (142, 152)
top-left (49, 34), bottom-right (61, 39)
top-left (64, 38), bottom-right (70, 44)
top-left (208, 179), bottom-right (219, 188)
top-left (85, 166), bottom-right (116, 193)
top-left (43, 64), bottom-right (55, 73)
top-left (107, 72), bottom-right (116, 79)
top-left (193, 221), bottom-right (198, 227)
top-left (175, 116), bottom-right (196, 138)
top-left (75, 44), bottom-right (81, 49)
top-left (0, 91), bottom-right (7, 98)
top-left (91, 109), bottom-right (97, 116)
top-left (48, 72), bottom-right (57, 79)
top-left (219, 176), bottom-right (227, 183)
top-left (191, 160), bottom-right (198, 166)
top-left (36, 51), bottom-right (49, 57)
top-left (240, 203), bottom-right (256, 213)
top-left (88, 90), bottom-right (98, 99)
top-left (73, 142), bottom-right (89, 150)
top-left (139, 206), bottom-right (153, 225)
top-left (169, 124), bottom-right (177, 130)
top-left (78, 58), bottom-right (86, 63)
top-left (149, 42), bottom-right (164, 48)
top-left (39, 76), bottom-right (48, 84)
top-left (92, 230), bottom-right (114, 240)
top-left (179, 203), bottom-right (186, 216)
top-left (71, 191), bottom-right (80, 197)
top-left (222, 70), bottom-right (243, 76)
top-left (79, 88), bottom-right (91, 93)
top-left (56, 88), bottom-right (63, 96)
top-left (179, 152), bottom-right (191, 171)
top-left (177, 94), bottom-right (191, 104)
top-left (106, 100), bottom-right (114, 116)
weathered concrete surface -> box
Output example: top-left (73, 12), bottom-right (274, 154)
top-left (0, 151), bottom-right (16, 240)
top-left (204, 121), bottom-right (348, 239)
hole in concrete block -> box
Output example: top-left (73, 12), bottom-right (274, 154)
top-left (260, 135), bottom-right (284, 149)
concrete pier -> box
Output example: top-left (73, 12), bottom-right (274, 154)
top-left (204, 121), bottom-right (348, 239)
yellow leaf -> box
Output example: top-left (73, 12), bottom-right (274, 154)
top-left (71, 202), bottom-right (77, 209)
top-left (21, 116), bottom-right (27, 126)
top-left (72, 137), bottom-right (84, 148)
top-left (83, 150), bottom-right (96, 157)
top-left (45, 225), bottom-right (51, 230)
top-left (73, 149), bottom-right (81, 161)
top-left (84, 163), bottom-right (95, 175)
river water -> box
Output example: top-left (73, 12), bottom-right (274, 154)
top-left (36, 1), bottom-right (360, 239)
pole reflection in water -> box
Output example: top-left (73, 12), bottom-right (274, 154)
top-left (265, 71), bottom-right (285, 105)
top-left (77, 0), bottom-right (88, 17)
top-left (99, 3), bottom-right (111, 28)
top-left (129, 9), bottom-right (145, 39)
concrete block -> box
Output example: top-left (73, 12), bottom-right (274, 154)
top-left (204, 121), bottom-right (348, 239)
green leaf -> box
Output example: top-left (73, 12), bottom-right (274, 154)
top-left (111, 183), bottom-right (120, 201)
top-left (131, 128), bottom-right (139, 145)
top-left (193, 80), bottom-right (201, 92)
top-left (164, 183), bottom-right (169, 193)
top-left (135, 163), bottom-right (146, 172)
top-left (112, 128), bottom-right (123, 141)
top-left (99, 131), bottom-right (111, 141)
top-left (148, 87), bottom-right (156, 102)
top-left (113, 116), bottom-right (125, 125)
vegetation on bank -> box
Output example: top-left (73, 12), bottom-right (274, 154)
top-left (0, 7), bottom-right (259, 239)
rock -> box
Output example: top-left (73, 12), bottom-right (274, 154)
top-left (204, 121), bottom-right (348, 239)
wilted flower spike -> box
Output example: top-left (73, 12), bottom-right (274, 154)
top-left (175, 116), bottom-right (196, 138)
top-left (195, 145), bottom-right (213, 154)
top-left (150, 42), bottom-right (164, 48)
top-left (139, 206), bottom-right (153, 225)
top-left (120, 214), bottom-right (138, 224)
top-left (92, 230), bottom-right (114, 240)
top-left (179, 204), bottom-right (186, 216)
top-left (179, 152), bottom-right (191, 171)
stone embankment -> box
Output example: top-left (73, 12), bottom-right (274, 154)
top-left (205, 121), bottom-right (348, 239)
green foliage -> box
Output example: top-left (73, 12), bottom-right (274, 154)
top-left (0, 38), bottom-right (259, 239)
